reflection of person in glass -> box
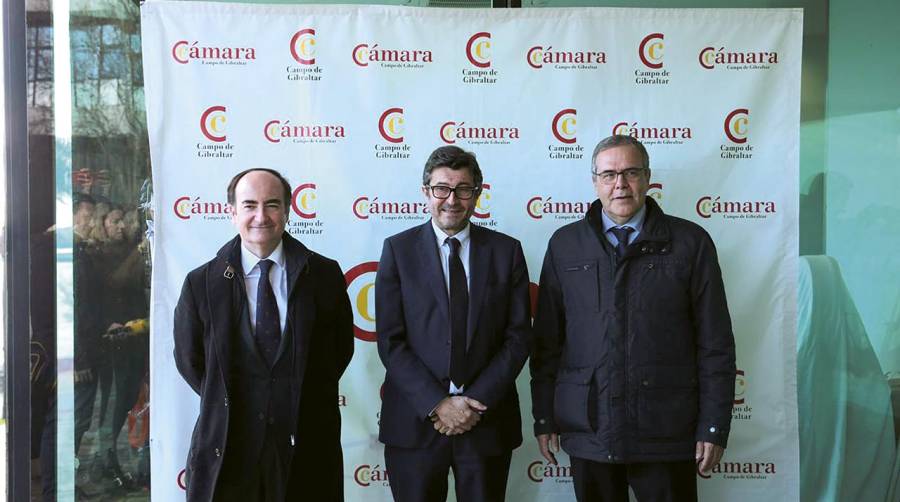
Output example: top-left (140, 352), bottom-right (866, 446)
top-left (88, 202), bottom-right (111, 242)
top-left (74, 196), bottom-right (95, 242)
top-left (73, 195), bottom-right (102, 461)
top-left (174, 168), bottom-right (353, 501)
top-left (530, 135), bottom-right (736, 501)
top-left (96, 203), bottom-right (149, 488)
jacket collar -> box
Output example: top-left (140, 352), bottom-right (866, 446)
top-left (466, 224), bottom-right (491, 348)
top-left (207, 233), bottom-right (315, 394)
top-left (417, 222), bottom-right (449, 317)
top-left (632, 197), bottom-right (670, 245)
top-left (216, 233), bottom-right (311, 294)
top-left (586, 197), bottom-right (671, 256)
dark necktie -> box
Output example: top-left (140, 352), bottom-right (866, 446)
top-left (255, 259), bottom-right (280, 366)
top-left (609, 226), bottom-right (634, 258)
top-left (447, 237), bottom-right (469, 388)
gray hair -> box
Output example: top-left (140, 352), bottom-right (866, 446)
top-left (590, 135), bottom-right (650, 171)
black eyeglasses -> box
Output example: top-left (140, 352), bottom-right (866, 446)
top-left (591, 167), bottom-right (648, 185)
top-left (425, 185), bottom-right (479, 200)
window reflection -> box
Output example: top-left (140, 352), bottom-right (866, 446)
top-left (72, 193), bottom-right (150, 497)
top-left (68, 5), bottom-right (152, 493)
top-left (26, 25), bottom-right (53, 108)
top-left (27, 0), bottom-right (152, 499)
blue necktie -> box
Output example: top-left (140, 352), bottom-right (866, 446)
top-left (609, 226), bottom-right (634, 258)
top-left (255, 259), bottom-right (280, 366)
top-left (447, 237), bottom-right (468, 388)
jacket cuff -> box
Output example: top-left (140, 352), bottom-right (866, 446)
top-left (533, 417), bottom-right (556, 436)
top-left (695, 422), bottom-right (730, 448)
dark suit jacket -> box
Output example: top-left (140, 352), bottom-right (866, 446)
top-left (173, 233), bottom-right (353, 501)
top-left (376, 222), bottom-right (531, 456)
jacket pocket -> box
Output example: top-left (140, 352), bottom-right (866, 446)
top-left (637, 366), bottom-right (698, 441)
top-left (553, 366), bottom-right (600, 433)
top-left (559, 260), bottom-right (600, 313)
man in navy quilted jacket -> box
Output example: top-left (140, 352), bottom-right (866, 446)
top-left (530, 135), bottom-right (736, 502)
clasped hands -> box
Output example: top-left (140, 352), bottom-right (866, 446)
top-left (430, 396), bottom-right (487, 436)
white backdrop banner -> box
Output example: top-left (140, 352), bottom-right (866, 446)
top-left (141, 2), bottom-right (801, 500)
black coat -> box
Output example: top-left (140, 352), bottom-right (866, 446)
top-left (173, 233), bottom-right (354, 501)
top-left (530, 198), bottom-right (736, 463)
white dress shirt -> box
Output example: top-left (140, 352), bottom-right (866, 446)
top-left (431, 220), bottom-right (471, 393)
top-left (240, 241), bottom-right (288, 335)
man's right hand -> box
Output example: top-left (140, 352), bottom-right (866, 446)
top-left (537, 433), bottom-right (560, 465)
top-left (432, 396), bottom-right (483, 434)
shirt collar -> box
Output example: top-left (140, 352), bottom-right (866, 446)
top-left (601, 203), bottom-right (647, 234)
top-left (432, 220), bottom-right (471, 247)
top-left (240, 240), bottom-right (286, 275)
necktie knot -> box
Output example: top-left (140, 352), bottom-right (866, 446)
top-left (258, 259), bottom-right (273, 275)
top-left (609, 226), bottom-right (634, 257)
top-left (446, 237), bottom-right (461, 256)
top-left (610, 226), bottom-right (633, 244)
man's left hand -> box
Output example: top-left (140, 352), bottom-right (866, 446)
top-left (695, 441), bottom-right (724, 474)
top-left (430, 397), bottom-right (487, 435)
top-left (431, 415), bottom-right (461, 436)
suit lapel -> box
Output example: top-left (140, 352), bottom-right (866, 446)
top-left (285, 233), bottom-right (310, 298)
top-left (284, 234), bottom-right (315, 376)
top-left (207, 236), bottom-right (244, 395)
top-left (418, 223), bottom-right (450, 320)
top-left (466, 225), bottom-right (491, 349)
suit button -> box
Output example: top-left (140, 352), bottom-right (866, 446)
top-left (647, 263), bottom-right (654, 270)
top-left (642, 380), bottom-right (649, 386)
top-left (709, 426), bottom-right (717, 433)
top-left (538, 419), bottom-right (546, 425)
top-left (271, 378), bottom-right (276, 384)
top-left (268, 418), bottom-right (275, 425)
top-left (607, 455), bottom-right (613, 460)
top-left (214, 448), bottom-right (221, 457)
top-left (258, 412), bottom-right (265, 421)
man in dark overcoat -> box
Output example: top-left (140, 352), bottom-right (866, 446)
top-left (174, 168), bottom-right (353, 501)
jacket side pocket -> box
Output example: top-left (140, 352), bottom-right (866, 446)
top-left (553, 366), bottom-right (601, 433)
